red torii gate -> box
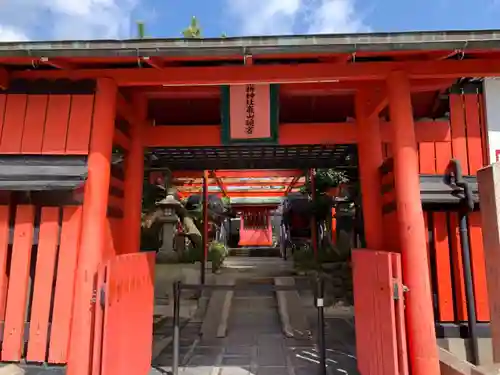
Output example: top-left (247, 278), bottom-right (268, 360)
top-left (0, 31), bottom-right (497, 375)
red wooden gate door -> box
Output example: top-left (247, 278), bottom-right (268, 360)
top-left (92, 252), bottom-right (155, 375)
top-left (352, 249), bottom-right (408, 375)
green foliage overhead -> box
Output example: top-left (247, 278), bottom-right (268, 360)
top-left (301, 169), bottom-right (350, 195)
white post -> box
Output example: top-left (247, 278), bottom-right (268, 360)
top-left (478, 163), bottom-right (500, 362)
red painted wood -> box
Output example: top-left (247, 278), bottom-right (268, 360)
top-left (0, 95), bottom-right (27, 153)
top-left (99, 253), bottom-right (155, 375)
top-left (450, 94), bottom-right (469, 174)
top-left (42, 95), bottom-right (71, 154)
top-left (21, 95), bottom-right (48, 154)
top-left (49, 207), bottom-right (83, 363)
top-left (352, 249), bottom-right (402, 375)
top-left (91, 264), bottom-right (106, 375)
top-left (468, 212), bottom-right (490, 321)
top-left (0, 204), bottom-right (10, 322)
top-left (374, 251), bottom-right (399, 375)
top-left (391, 253), bottom-right (409, 375)
top-left (433, 212), bottom-right (455, 322)
top-left (239, 213), bottom-right (273, 247)
top-left (463, 94), bottom-right (483, 175)
top-left (449, 212), bottom-right (468, 321)
top-left (418, 142), bottom-right (436, 174)
top-left (27, 207), bottom-right (60, 362)
top-left (65, 95), bottom-right (94, 154)
top-left (2, 205), bottom-right (35, 361)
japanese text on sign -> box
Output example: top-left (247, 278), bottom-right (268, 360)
top-left (245, 84), bottom-right (256, 135)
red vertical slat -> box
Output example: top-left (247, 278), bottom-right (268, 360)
top-left (374, 252), bottom-right (399, 375)
top-left (42, 95), bottom-right (71, 154)
top-left (418, 142), bottom-right (436, 174)
top-left (468, 212), bottom-right (490, 321)
top-left (449, 213), bottom-right (468, 321)
top-left (142, 253), bottom-right (155, 374)
top-left (0, 94), bottom-right (7, 140)
top-left (98, 253), bottom-right (155, 375)
top-left (423, 213), bottom-right (431, 276)
top-left (100, 259), bottom-right (119, 375)
top-left (2, 205), bottom-right (35, 361)
top-left (463, 94), bottom-right (483, 175)
top-left (49, 207), bottom-right (83, 363)
top-left (391, 253), bottom-right (409, 375)
top-left (91, 264), bottom-right (106, 375)
top-left (0, 94), bottom-right (28, 153)
top-left (21, 95), bottom-right (48, 154)
top-left (65, 95), bottom-right (94, 154)
top-left (433, 212), bottom-right (455, 322)
top-left (478, 93), bottom-right (489, 166)
top-left (27, 207), bottom-right (60, 362)
top-left (435, 142), bottom-right (453, 174)
top-left (352, 250), bottom-right (373, 375)
top-left (450, 93), bottom-right (469, 174)
top-left (0, 204), bottom-right (10, 320)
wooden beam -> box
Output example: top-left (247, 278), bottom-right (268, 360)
top-left (172, 170), bottom-right (303, 178)
top-left (211, 171), bottom-right (228, 197)
top-left (133, 78), bottom-right (453, 98)
top-left (140, 56), bottom-right (165, 70)
top-left (145, 125), bottom-right (221, 147)
top-left (286, 175), bottom-right (302, 195)
top-left (226, 190), bottom-right (290, 198)
top-left (38, 57), bottom-right (76, 70)
top-left (363, 89), bottom-right (387, 118)
top-left (279, 123), bottom-right (357, 145)
top-left (0, 67), bottom-right (7, 90)
top-left (10, 59), bottom-right (500, 86)
top-left (176, 181), bottom-right (304, 188)
top-left (144, 120), bottom-right (451, 147)
top-left (279, 79), bottom-right (454, 96)
top-left (116, 92), bottom-right (142, 127)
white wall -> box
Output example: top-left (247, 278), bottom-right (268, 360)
top-left (483, 78), bottom-right (500, 164)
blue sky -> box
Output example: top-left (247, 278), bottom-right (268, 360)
top-left (0, 0), bottom-right (499, 42)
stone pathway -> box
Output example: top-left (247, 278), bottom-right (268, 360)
top-left (151, 272), bottom-right (359, 375)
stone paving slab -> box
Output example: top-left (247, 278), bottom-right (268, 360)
top-left (152, 265), bottom-right (360, 375)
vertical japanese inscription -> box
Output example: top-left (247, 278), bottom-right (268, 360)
top-left (245, 84), bottom-right (255, 135)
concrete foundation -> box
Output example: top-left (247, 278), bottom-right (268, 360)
top-left (438, 338), bottom-right (493, 366)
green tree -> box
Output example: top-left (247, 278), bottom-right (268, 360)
top-left (182, 16), bottom-right (202, 38)
top-left (136, 21), bottom-right (146, 38)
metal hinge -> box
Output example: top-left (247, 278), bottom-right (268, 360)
top-left (392, 279), bottom-right (409, 300)
top-left (91, 285), bottom-right (106, 308)
top-left (100, 285), bottom-right (106, 308)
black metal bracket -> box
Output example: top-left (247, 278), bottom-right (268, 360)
top-left (419, 174), bottom-right (478, 207)
top-left (444, 159), bottom-right (476, 211)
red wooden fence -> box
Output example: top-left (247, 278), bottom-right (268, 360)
top-left (0, 200), bottom-right (82, 364)
top-left (352, 249), bottom-right (408, 375)
top-left (92, 252), bottom-right (155, 375)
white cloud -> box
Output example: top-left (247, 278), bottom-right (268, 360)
top-left (227, 0), bottom-right (302, 35)
top-left (226, 0), bottom-right (368, 36)
top-left (0, 25), bottom-right (28, 42)
top-left (0, 0), bottom-right (140, 41)
top-left (305, 0), bottom-right (369, 34)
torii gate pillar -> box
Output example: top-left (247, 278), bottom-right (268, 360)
top-left (387, 71), bottom-right (440, 375)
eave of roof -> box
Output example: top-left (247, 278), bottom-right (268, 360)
top-left (0, 29), bottom-right (500, 58)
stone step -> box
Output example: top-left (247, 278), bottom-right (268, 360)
top-left (229, 247), bottom-right (281, 257)
top-left (274, 276), bottom-right (311, 339)
top-left (200, 276), bottom-right (235, 339)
